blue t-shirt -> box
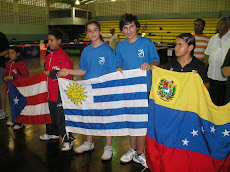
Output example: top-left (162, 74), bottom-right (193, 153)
top-left (116, 36), bottom-right (160, 91)
top-left (79, 42), bottom-right (117, 80)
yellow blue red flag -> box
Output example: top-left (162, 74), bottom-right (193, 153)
top-left (146, 67), bottom-right (230, 172)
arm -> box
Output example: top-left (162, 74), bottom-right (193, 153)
top-left (57, 68), bottom-right (86, 77)
top-left (0, 49), bottom-right (8, 57)
top-left (18, 62), bottom-right (29, 78)
top-left (203, 55), bottom-right (209, 67)
top-left (222, 67), bottom-right (230, 78)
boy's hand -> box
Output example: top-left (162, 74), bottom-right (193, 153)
top-left (4, 75), bottom-right (13, 81)
top-left (57, 69), bottom-right (68, 77)
top-left (116, 66), bottom-right (123, 73)
top-left (140, 63), bottom-right (150, 71)
top-left (44, 71), bottom-right (50, 76)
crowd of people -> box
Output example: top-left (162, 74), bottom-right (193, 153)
top-left (0, 13), bottom-right (230, 169)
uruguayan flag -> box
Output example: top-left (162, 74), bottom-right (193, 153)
top-left (58, 69), bottom-right (148, 136)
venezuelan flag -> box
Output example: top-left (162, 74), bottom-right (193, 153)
top-left (146, 67), bottom-right (230, 172)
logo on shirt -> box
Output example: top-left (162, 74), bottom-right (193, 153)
top-left (99, 57), bottom-right (105, 65)
top-left (52, 66), bottom-right (60, 71)
top-left (12, 69), bottom-right (17, 74)
top-left (138, 49), bottom-right (145, 58)
top-left (157, 77), bottom-right (177, 102)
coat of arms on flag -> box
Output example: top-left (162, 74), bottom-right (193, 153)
top-left (58, 69), bottom-right (148, 136)
top-left (8, 73), bottom-right (51, 124)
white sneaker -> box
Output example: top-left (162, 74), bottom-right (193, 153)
top-left (13, 124), bottom-right (24, 130)
top-left (133, 153), bottom-right (148, 168)
top-left (101, 146), bottom-right (113, 160)
top-left (74, 141), bottom-right (94, 154)
top-left (7, 121), bottom-right (14, 127)
top-left (120, 148), bottom-right (137, 163)
top-left (62, 141), bottom-right (74, 151)
top-left (40, 134), bottom-right (59, 141)
top-left (0, 111), bottom-right (5, 120)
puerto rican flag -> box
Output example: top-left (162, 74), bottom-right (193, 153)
top-left (8, 73), bottom-right (51, 124)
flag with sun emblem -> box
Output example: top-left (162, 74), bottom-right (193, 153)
top-left (146, 67), bottom-right (230, 172)
top-left (58, 69), bottom-right (148, 136)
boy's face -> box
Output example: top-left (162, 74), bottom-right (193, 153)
top-left (48, 34), bottom-right (61, 50)
top-left (9, 49), bottom-right (19, 61)
top-left (122, 21), bottom-right (139, 42)
top-left (175, 38), bottom-right (193, 58)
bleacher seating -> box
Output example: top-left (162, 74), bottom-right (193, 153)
top-left (79, 18), bottom-right (218, 43)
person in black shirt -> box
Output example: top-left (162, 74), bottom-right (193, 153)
top-left (0, 32), bottom-right (10, 119)
top-left (222, 49), bottom-right (230, 104)
top-left (166, 33), bottom-right (209, 89)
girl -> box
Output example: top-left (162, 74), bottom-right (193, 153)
top-left (4, 46), bottom-right (29, 130)
top-left (57, 20), bottom-right (117, 160)
top-left (166, 33), bottom-right (209, 88)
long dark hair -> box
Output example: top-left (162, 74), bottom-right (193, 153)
top-left (177, 33), bottom-right (196, 56)
top-left (85, 20), bottom-right (104, 42)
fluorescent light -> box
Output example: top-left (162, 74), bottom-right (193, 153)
top-left (75, 0), bottom-right (80, 5)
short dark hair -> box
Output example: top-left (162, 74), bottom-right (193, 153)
top-left (48, 29), bottom-right (63, 40)
top-left (194, 18), bottom-right (205, 27)
top-left (177, 33), bottom-right (196, 56)
top-left (9, 46), bottom-right (20, 53)
top-left (119, 13), bottom-right (140, 31)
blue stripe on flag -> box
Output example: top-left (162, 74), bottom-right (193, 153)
top-left (64, 107), bottom-right (148, 116)
top-left (66, 120), bottom-right (147, 129)
top-left (91, 76), bottom-right (146, 89)
top-left (148, 99), bottom-right (230, 159)
top-left (94, 92), bottom-right (147, 102)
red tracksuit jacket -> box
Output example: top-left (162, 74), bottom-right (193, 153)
top-left (44, 47), bottom-right (73, 102)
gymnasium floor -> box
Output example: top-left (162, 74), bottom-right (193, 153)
top-left (0, 55), bottom-right (150, 172)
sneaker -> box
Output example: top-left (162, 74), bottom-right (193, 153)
top-left (13, 124), bottom-right (24, 130)
top-left (0, 111), bottom-right (5, 120)
top-left (101, 146), bottom-right (113, 160)
top-left (62, 141), bottom-right (74, 151)
top-left (40, 134), bottom-right (59, 141)
top-left (120, 148), bottom-right (137, 163)
top-left (2, 110), bottom-right (9, 117)
top-left (74, 141), bottom-right (94, 154)
top-left (133, 153), bottom-right (148, 168)
top-left (7, 121), bottom-right (14, 127)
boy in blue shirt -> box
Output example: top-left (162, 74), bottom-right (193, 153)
top-left (116, 13), bottom-right (160, 168)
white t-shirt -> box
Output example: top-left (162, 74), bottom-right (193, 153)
top-left (205, 31), bottom-right (230, 81)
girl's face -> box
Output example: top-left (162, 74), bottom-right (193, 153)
top-left (9, 49), bottom-right (19, 61)
top-left (175, 38), bottom-right (193, 58)
top-left (86, 23), bottom-right (102, 42)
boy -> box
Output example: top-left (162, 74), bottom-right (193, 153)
top-left (40, 29), bottom-right (74, 151)
top-left (116, 13), bottom-right (160, 168)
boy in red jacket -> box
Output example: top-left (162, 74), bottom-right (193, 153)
top-left (40, 29), bottom-right (74, 151)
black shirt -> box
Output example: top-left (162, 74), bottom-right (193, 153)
top-left (166, 56), bottom-right (209, 83)
top-left (222, 49), bottom-right (230, 103)
top-left (0, 32), bottom-right (10, 68)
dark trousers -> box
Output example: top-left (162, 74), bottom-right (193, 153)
top-left (46, 93), bottom-right (74, 142)
top-left (209, 78), bottom-right (226, 106)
